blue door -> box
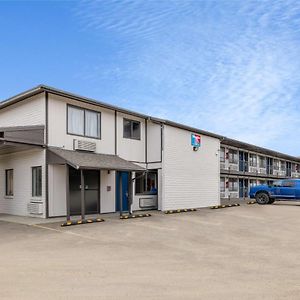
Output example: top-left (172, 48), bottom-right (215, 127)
top-left (116, 172), bottom-right (129, 212)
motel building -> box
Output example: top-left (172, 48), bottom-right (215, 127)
top-left (0, 85), bottom-right (299, 220)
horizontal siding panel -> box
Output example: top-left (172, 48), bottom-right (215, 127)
top-left (0, 94), bottom-right (45, 128)
top-left (0, 149), bottom-right (46, 217)
top-left (162, 125), bottom-right (220, 210)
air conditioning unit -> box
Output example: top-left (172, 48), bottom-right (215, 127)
top-left (249, 166), bottom-right (257, 173)
top-left (229, 165), bottom-right (238, 171)
top-left (259, 168), bottom-right (266, 174)
top-left (74, 139), bottom-right (96, 152)
top-left (27, 202), bottom-right (43, 215)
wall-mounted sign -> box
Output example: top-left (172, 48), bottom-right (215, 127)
top-left (191, 134), bottom-right (201, 148)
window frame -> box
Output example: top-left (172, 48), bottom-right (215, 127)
top-left (135, 171), bottom-right (157, 195)
top-left (123, 118), bottom-right (141, 140)
top-left (32, 166), bottom-right (42, 198)
top-left (5, 169), bottom-right (14, 197)
top-left (228, 149), bottom-right (238, 164)
top-left (228, 178), bottom-right (238, 192)
top-left (220, 148), bottom-right (225, 162)
top-left (67, 104), bottom-right (101, 140)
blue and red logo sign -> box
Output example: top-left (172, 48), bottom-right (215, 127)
top-left (191, 134), bottom-right (201, 148)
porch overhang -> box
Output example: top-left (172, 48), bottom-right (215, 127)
top-left (47, 147), bottom-right (145, 172)
top-left (0, 140), bottom-right (44, 155)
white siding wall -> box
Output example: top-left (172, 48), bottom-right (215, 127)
top-left (162, 125), bottom-right (220, 210)
top-left (100, 170), bottom-right (116, 213)
top-left (0, 94), bottom-right (45, 128)
top-left (116, 112), bottom-right (145, 162)
top-left (48, 164), bottom-right (66, 217)
top-left (147, 121), bottom-right (162, 163)
top-left (48, 94), bottom-right (115, 154)
top-left (0, 149), bottom-right (46, 217)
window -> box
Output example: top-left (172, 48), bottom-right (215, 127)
top-left (5, 169), bottom-right (13, 196)
top-left (123, 118), bottom-right (141, 140)
top-left (280, 161), bottom-right (286, 171)
top-left (259, 156), bottom-right (266, 168)
top-left (273, 180), bottom-right (283, 187)
top-left (220, 178), bottom-right (225, 192)
top-left (32, 166), bottom-right (42, 197)
top-left (220, 148), bottom-right (225, 162)
top-left (282, 180), bottom-right (295, 187)
top-left (228, 149), bottom-right (238, 164)
top-left (135, 171), bottom-right (157, 194)
top-left (273, 160), bottom-right (279, 170)
top-left (249, 154), bottom-right (257, 167)
top-left (67, 105), bottom-right (100, 139)
top-left (228, 178), bottom-right (238, 191)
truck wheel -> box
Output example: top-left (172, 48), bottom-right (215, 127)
top-left (268, 199), bottom-right (275, 204)
top-left (255, 192), bottom-right (270, 205)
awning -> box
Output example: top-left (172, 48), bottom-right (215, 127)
top-left (47, 147), bottom-right (145, 172)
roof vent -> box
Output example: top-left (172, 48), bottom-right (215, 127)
top-left (74, 139), bottom-right (96, 152)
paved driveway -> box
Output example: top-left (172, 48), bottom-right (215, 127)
top-left (1, 203), bottom-right (300, 299)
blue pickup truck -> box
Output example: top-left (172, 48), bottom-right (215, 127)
top-left (249, 179), bottom-right (300, 204)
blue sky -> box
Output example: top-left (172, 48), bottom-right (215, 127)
top-left (1, 0), bottom-right (300, 155)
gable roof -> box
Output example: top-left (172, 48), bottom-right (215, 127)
top-left (1, 84), bottom-right (299, 162)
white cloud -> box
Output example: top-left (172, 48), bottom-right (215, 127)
top-left (72, 0), bottom-right (300, 155)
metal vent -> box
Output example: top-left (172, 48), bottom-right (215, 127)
top-left (259, 168), bottom-right (266, 174)
top-left (249, 166), bottom-right (257, 173)
top-left (27, 202), bottom-right (43, 215)
top-left (230, 165), bottom-right (238, 171)
top-left (139, 197), bottom-right (158, 209)
top-left (74, 139), bottom-right (96, 152)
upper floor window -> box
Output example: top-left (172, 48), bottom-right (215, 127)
top-left (123, 118), bottom-right (141, 140)
top-left (32, 166), bottom-right (42, 197)
top-left (5, 169), bottom-right (13, 196)
top-left (228, 149), bottom-right (238, 164)
top-left (259, 156), bottom-right (266, 168)
top-left (249, 154), bottom-right (257, 167)
top-left (280, 161), bottom-right (286, 171)
top-left (220, 147), bottom-right (225, 162)
top-left (273, 160), bottom-right (280, 170)
top-left (67, 105), bottom-right (101, 139)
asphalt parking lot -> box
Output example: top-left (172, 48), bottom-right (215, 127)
top-left (1, 203), bottom-right (300, 300)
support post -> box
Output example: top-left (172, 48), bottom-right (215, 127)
top-left (66, 164), bottom-right (70, 221)
top-left (119, 172), bottom-right (123, 216)
top-left (80, 169), bottom-right (85, 220)
top-left (128, 172), bottom-right (133, 215)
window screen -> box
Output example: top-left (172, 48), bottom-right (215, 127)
top-left (32, 166), bottom-right (42, 197)
top-left (5, 169), bottom-right (13, 196)
top-left (67, 105), bottom-right (101, 139)
top-left (68, 106), bottom-right (84, 136)
top-left (135, 171), bottom-right (157, 194)
top-left (123, 119), bottom-right (141, 140)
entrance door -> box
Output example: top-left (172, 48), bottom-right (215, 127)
top-left (267, 158), bottom-right (273, 175)
top-left (239, 179), bottom-right (244, 198)
top-left (116, 171), bottom-right (129, 212)
top-left (69, 168), bottom-right (100, 215)
top-left (239, 179), bottom-right (248, 199)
